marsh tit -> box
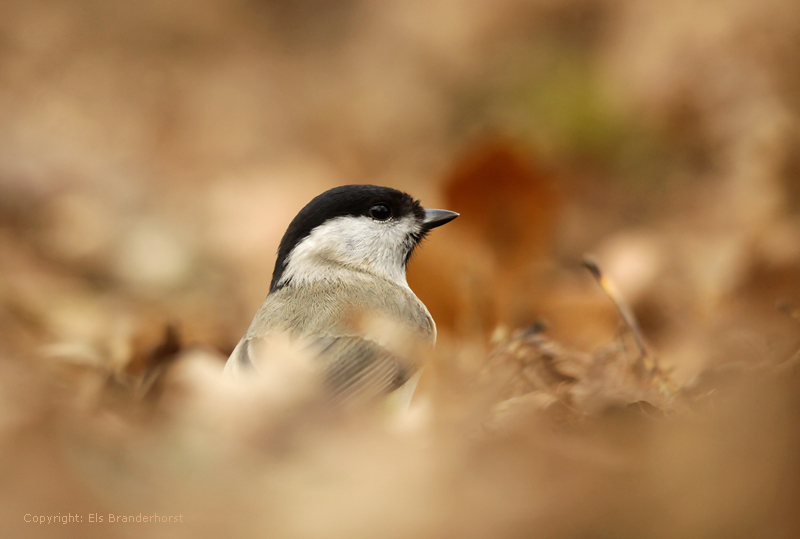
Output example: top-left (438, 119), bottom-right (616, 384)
top-left (225, 184), bottom-right (458, 405)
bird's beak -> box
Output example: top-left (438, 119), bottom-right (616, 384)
top-left (423, 208), bottom-right (459, 230)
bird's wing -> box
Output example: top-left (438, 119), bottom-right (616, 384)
top-left (313, 335), bottom-right (413, 405)
top-left (223, 337), bottom-right (254, 376)
top-left (224, 333), bottom-right (413, 405)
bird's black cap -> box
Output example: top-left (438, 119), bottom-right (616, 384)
top-left (269, 185), bottom-right (427, 292)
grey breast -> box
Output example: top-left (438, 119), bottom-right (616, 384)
top-left (247, 278), bottom-right (434, 339)
top-left (228, 277), bottom-right (434, 401)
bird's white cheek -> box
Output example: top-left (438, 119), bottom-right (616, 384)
top-left (280, 215), bottom-right (420, 287)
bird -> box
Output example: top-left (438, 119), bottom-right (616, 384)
top-left (224, 184), bottom-right (458, 407)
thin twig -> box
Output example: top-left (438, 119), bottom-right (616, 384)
top-left (582, 257), bottom-right (651, 370)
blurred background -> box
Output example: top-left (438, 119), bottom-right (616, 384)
top-left (1, 1), bottom-right (800, 538)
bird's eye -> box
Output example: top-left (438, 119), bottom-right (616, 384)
top-left (369, 204), bottom-right (392, 221)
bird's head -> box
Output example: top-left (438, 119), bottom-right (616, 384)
top-left (270, 185), bottom-right (458, 291)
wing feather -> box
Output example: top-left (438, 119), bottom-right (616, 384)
top-left (225, 333), bottom-right (413, 404)
top-left (314, 335), bottom-right (412, 403)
